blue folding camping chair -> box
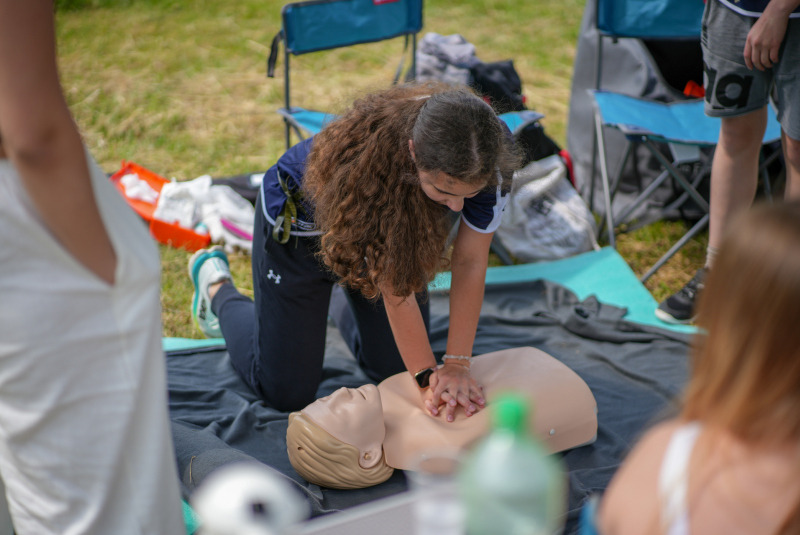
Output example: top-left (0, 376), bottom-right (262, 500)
top-left (591, 0), bottom-right (783, 282)
top-left (267, 0), bottom-right (424, 149)
top-left (266, 0), bottom-right (546, 152)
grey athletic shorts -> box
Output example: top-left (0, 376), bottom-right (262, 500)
top-left (702, 0), bottom-right (800, 139)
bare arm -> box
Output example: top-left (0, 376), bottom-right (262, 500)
top-left (0, 0), bottom-right (116, 283)
top-left (744, 0), bottom-right (800, 71)
top-left (381, 285), bottom-right (438, 378)
top-left (446, 218), bottom-right (491, 361)
top-left (380, 283), bottom-right (443, 416)
top-left (428, 218), bottom-right (491, 420)
top-left (379, 220), bottom-right (490, 422)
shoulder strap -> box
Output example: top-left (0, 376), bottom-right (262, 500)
top-left (267, 30), bottom-right (283, 78)
top-left (658, 422), bottom-right (703, 535)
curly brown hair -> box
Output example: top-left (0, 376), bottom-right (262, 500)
top-left (304, 82), bottom-right (519, 300)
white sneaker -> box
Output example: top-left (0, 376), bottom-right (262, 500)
top-left (188, 245), bottom-right (231, 338)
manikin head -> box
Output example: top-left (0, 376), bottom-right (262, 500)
top-left (287, 348), bottom-right (598, 489)
top-left (286, 385), bottom-right (393, 490)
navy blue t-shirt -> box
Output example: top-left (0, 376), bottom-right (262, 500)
top-left (259, 137), bottom-right (510, 237)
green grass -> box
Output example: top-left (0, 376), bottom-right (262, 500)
top-left (55, 0), bottom-right (707, 338)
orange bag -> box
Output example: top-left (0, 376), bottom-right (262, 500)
top-left (109, 161), bottom-right (211, 252)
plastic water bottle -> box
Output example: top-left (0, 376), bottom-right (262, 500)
top-left (458, 393), bottom-right (566, 535)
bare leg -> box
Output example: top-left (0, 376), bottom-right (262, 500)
top-left (708, 107), bottom-right (768, 251)
top-left (782, 130), bottom-right (800, 199)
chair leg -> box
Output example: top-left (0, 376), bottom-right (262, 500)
top-left (624, 140), bottom-right (712, 282)
top-left (640, 214), bottom-right (709, 283)
top-left (644, 139), bottom-right (710, 213)
top-left (284, 47), bottom-right (292, 150)
top-left (663, 162), bottom-right (710, 214)
top-left (596, 142), bottom-right (634, 238)
top-left (758, 146), bottom-right (782, 204)
top-left (617, 169), bottom-right (670, 226)
top-left (282, 118), bottom-right (306, 149)
top-left (291, 123), bottom-right (306, 142)
top-left (589, 34), bottom-right (605, 212)
top-left (593, 105), bottom-right (616, 248)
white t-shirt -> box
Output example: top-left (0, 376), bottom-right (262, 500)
top-left (0, 150), bottom-right (184, 534)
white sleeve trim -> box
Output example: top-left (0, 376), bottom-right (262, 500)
top-left (462, 181), bottom-right (508, 234)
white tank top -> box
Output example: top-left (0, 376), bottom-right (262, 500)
top-left (658, 422), bottom-right (703, 535)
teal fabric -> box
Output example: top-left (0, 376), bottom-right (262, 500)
top-left (497, 110), bottom-right (545, 135)
top-left (596, 0), bottom-right (704, 38)
top-left (284, 107), bottom-right (538, 140)
top-left (162, 338), bottom-right (224, 352)
top-left (592, 90), bottom-right (783, 146)
top-left (279, 107), bottom-right (335, 137)
top-left (430, 247), bottom-right (697, 335)
top-left (183, 500), bottom-right (201, 535)
top-left (282, 0), bottom-right (423, 55)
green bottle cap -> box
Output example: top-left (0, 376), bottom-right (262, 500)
top-left (491, 393), bottom-right (532, 434)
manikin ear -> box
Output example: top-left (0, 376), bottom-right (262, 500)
top-left (408, 139), bottom-right (416, 162)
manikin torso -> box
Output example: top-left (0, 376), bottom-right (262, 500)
top-left (288, 347), bottom-right (598, 489)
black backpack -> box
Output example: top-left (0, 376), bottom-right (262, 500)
top-left (469, 60), bottom-right (526, 115)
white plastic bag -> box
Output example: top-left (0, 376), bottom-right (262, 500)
top-left (496, 155), bottom-right (599, 263)
top-left (153, 174), bottom-right (255, 254)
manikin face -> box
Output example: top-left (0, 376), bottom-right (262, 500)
top-left (409, 140), bottom-right (486, 212)
top-left (301, 385), bottom-right (385, 469)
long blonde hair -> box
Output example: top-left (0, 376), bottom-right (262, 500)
top-left (682, 200), bottom-right (800, 533)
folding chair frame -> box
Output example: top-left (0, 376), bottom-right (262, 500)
top-left (592, 98), bottom-right (781, 282)
top-left (268, 0), bottom-right (423, 150)
top-left (279, 36), bottom-right (417, 149)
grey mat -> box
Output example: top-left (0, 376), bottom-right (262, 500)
top-left (167, 280), bottom-right (690, 534)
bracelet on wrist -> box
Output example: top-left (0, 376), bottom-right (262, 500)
top-left (443, 354), bottom-right (471, 366)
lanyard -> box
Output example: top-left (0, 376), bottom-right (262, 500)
top-left (272, 171), bottom-right (306, 245)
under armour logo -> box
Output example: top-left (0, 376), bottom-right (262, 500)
top-left (267, 270), bottom-right (281, 284)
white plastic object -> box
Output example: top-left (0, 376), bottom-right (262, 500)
top-left (120, 173), bottom-right (159, 204)
top-left (191, 462), bottom-right (308, 535)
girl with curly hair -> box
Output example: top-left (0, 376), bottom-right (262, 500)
top-left (188, 82), bottom-right (519, 422)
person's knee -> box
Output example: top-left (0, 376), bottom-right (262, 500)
top-left (718, 112), bottom-right (767, 156)
top-left (262, 379), bottom-right (317, 413)
top-left (782, 133), bottom-right (800, 172)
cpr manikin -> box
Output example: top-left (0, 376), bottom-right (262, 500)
top-left (287, 347), bottom-right (597, 489)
